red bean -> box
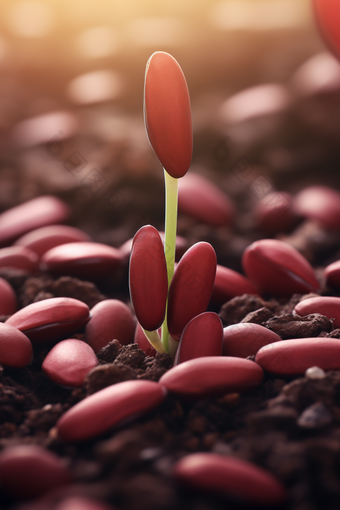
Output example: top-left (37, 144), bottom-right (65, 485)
top-left (255, 337), bottom-right (340, 375)
top-left (223, 323), bottom-right (282, 358)
top-left (174, 312), bottom-right (223, 364)
top-left (242, 239), bottom-right (319, 296)
top-left (313, 1), bottom-right (340, 75)
top-left (0, 277), bottom-right (17, 315)
top-left (167, 242), bottom-right (216, 341)
top-left (178, 172), bottom-right (233, 226)
top-left (5, 297), bottom-right (90, 343)
top-left (85, 299), bottom-right (136, 353)
top-left (211, 264), bottom-right (258, 305)
top-left (13, 111), bottom-right (78, 148)
top-left (129, 226), bottom-right (168, 331)
top-left (15, 225), bottom-right (91, 259)
top-left (0, 323), bottom-right (32, 368)
top-left (55, 497), bottom-right (117, 510)
top-left (134, 322), bottom-right (158, 357)
top-left (41, 242), bottom-right (123, 280)
top-left (294, 296), bottom-right (340, 328)
top-left (144, 52), bottom-right (192, 178)
top-left (119, 231), bottom-right (188, 264)
top-left (42, 339), bottom-right (98, 387)
top-left (57, 380), bottom-right (167, 442)
top-left (0, 445), bottom-right (71, 500)
top-left (0, 246), bottom-right (39, 272)
top-left (159, 356), bottom-right (263, 399)
top-left (324, 260), bottom-right (340, 289)
top-left (0, 196), bottom-right (69, 247)
top-left (294, 185), bottom-right (340, 230)
top-left (255, 191), bottom-right (296, 234)
top-left (173, 452), bottom-right (286, 506)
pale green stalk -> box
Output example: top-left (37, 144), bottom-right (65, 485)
top-left (143, 328), bottom-right (166, 353)
top-left (161, 169), bottom-right (178, 355)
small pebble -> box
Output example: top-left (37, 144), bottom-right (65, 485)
top-left (173, 452), bottom-right (287, 506)
top-left (57, 380), bottom-right (167, 442)
top-left (0, 444), bottom-right (71, 500)
top-left (305, 366), bottom-right (326, 379)
top-left (297, 402), bottom-right (332, 429)
top-left (42, 339), bottom-right (98, 387)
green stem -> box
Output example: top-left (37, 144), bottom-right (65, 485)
top-left (142, 328), bottom-right (166, 354)
top-left (161, 169), bottom-right (178, 353)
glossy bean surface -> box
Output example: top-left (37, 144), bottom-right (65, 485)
top-left (42, 339), bottom-right (98, 387)
top-left (85, 299), bottom-right (136, 353)
top-left (0, 277), bottom-right (17, 315)
top-left (294, 296), bottom-right (340, 328)
top-left (57, 380), bottom-right (167, 442)
top-left (211, 264), bottom-right (258, 305)
top-left (0, 246), bottom-right (39, 272)
top-left (5, 297), bottom-right (90, 343)
top-left (159, 356), bottom-right (263, 398)
top-left (0, 323), bottom-right (32, 368)
top-left (223, 322), bottom-right (282, 358)
top-left (256, 337), bottom-right (340, 374)
top-left (174, 452), bottom-right (286, 506)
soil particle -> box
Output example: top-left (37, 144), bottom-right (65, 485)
top-left (114, 344), bottom-right (146, 369)
top-left (262, 313), bottom-right (333, 339)
top-left (97, 339), bottom-right (123, 363)
top-left (240, 306), bottom-right (274, 324)
top-left (219, 294), bottom-right (277, 326)
top-left (85, 363), bottom-right (137, 395)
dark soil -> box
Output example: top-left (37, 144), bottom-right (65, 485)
top-left (1, 270), bottom-right (340, 510)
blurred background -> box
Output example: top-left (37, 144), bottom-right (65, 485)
top-left (0, 0), bottom-right (339, 269)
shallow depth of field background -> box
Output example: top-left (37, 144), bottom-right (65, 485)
top-left (0, 0), bottom-right (338, 245)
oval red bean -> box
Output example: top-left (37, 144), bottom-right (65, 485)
top-left (41, 242), bottom-right (123, 280)
top-left (5, 297), bottom-right (90, 343)
top-left (174, 312), bottom-right (223, 364)
top-left (129, 225), bottom-right (168, 331)
top-left (0, 246), bottom-right (39, 273)
top-left (0, 277), bottom-right (17, 315)
top-left (211, 264), bottom-right (258, 305)
top-left (255, 337), bottom-right (340, 375)
top-left (144, 51), bottom-right (192, 179)
top-left (223, 322), bottom-right (282, 358)
top-left (167, 242), bottom-right (217, 341)
top-left (0, 323), bottom-right (32, 368)
top-left (294, 296), bottom-right (340, 328)
top-left (0, 444), bottom-right (71, 500)
top-left (55, 497), bottom-right (117, 510)
top-left (324, 260), bottom-right (340, 290)
top-left (15, 224), bottom-right (91, 259)
top-left (294, 185), bottom-right (340, 230)
top-left (178, 171), bottom-right (234, 226)
top-left (0, 195), bottom-right (69, 247)
top-left (42, 339), bottom-right (98, 387)
top-left (57, 380), bottom-right (167, 442)
top-left (85, 299), bottom-right (136, 353)
top-left (174, 452), bottom-right (286, 506)
top-left (242, 239), bottom-right (319, 296)
top-left (159, 356), bottom-right (263, 399)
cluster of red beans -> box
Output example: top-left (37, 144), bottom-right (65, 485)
top-left (1, 183), bottom-right (340, 508)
